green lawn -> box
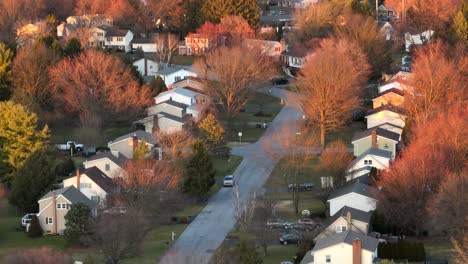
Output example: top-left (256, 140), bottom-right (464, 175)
top-left (298, 122), bottom-right (366, 147)
top-left (261, 245), bottom-right (299, 264)
top-left (170, 54), bottom-right (196, 66)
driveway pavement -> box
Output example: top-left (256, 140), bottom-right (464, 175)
top-left (160, 87), bottom-right (305, 264)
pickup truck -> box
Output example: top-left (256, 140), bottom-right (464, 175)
top-left (55, 141), bottom-right (84, 152)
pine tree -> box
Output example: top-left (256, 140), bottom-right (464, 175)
top-left (64, 202), bottom-right (91, 243)
top-left (202, 0), bottom-right (260, 28)
top-left (0, 42), bottom-right (14, 100)
top-left (453, 9), bottom-right (468, 43)
top-left (150, 76), bottom-right (167, 97)
top-left (27, 215), bottom-right (43, 237)
top-left (64, 38), bottom-right (82, 57)
top-left (0, 101), bottom-right (49, 185)
top-left (184, 141), bottom-right (216, 197)
top-left (133, 139), bottom-right (150, 160)
top-left (9, 150), bottom-right (56, 212)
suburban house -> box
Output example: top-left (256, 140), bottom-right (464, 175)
top-left (63, 166), bottom-right (115, 206)
top-left (315, 206), bottom-right (372, 241)
top-left (16, 22), bottom-right (45, 45)
top-left (282, 45), bottom-right (309, 69)
top-left (377, 4), bottom-right (395, 19)
top-left (365, 105), bottom-right (406, 129)
top-left (372, 88), bottom-right (404, 108)
top-left (56, 22), bottom-right (77, 38)
top-left (133, 58), bottom-right (160, 77)
top-left (66, 14), bottom-right (113, 27)
top-left (179, 33), bottom-right (225, 56)
top-left (405, 30), bottom-right (434, 52)
top-left (172, 76), bottom-right (205, 93)
top-left (104, 27), bottom-right (134, 52)
top-left (345, 166), bottom-right (372, 183)
top-left (351, 128), bottom-right (400, 158)
top-left (88, 26), bottom-right (107, 48)
top-left (294, 0), bottom-right (319, 8)
top-left (379, 21), bottom-right (393, 41)
top-left (301, 231), bottom-right (379, 264)
top-left (242, 39), bottom-right (286, 57)
top-left (135, 87), bottom-right (209, 134)
top-left (156, 66), bottom-right (198, 88)
top-left (347, 148), bottom-right (393, 173)
top-left (83, 151), bottom-right (127, 178)
top-left (378, 80), bottom-right (411, 94)
top-left (375, 122), bottom-right (403, 136)
top-left (131, 38), bottom-right (158, 53)
top-left (108, 130), bottom-right (159, 159)
top-left (36, 186), bottom-right (97, 235)
top-left (382, 70), bottom-right (412, 83)
top-left (327, 181), bottom-right (378, 216)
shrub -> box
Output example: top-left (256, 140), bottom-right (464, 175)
top-left (27, 215), bottom-right (43, 237)
top-left (56, 158), bottom-right (75, 177)
top-left (378, 241), bottom-right (426, 261)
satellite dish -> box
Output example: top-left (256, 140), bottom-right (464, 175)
top-left (302, 210), bottom-right (310, 216)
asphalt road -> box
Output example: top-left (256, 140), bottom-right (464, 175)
top-left (160, 87), bottom-right (304, 264)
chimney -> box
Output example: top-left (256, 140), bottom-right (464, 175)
top-left (353, 239), bottom-right (362, 264)
top-left (144, 58), bottom-right (148, 76)
top-left (347, 211), bottom-right (352, 229)
top-left (76, 170), bottom-right (81, 191)
top-left (52, 191), bottom-right (58, 235)
top-left (371, 130), bottom-right (377, 148)
top-left (132, 133), bottom-right (138, 155)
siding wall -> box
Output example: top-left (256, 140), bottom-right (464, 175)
top-left (305, 244), bottom-right (375, 264)
top-left (329, 193), bottom-right (377, 216)
top-left (352, 136), bottom-right (397, 158)
top-left (38, 196), bottom-right (70, 234)
top-left (83, 159), bottom-right (123, 178)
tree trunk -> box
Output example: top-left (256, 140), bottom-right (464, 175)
top-left (320, 124), bottom-right (326, 149)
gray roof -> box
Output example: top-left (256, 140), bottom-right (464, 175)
top-left (328, 182), bottom-right (377, 201)
top-left (328, 206), bottom-right (372, 225)
top-left (110, 130), bottom-right (158, 146)
top-left (40, 186), bottom-right (97, 209)
top-left (86, 151), bottom-right (127, 167)
top-left (157, 65), bottom-right (192, 76)
top-left (352, 127), bottom-right (400, 142)
top-left (155, 99), bottom-right (188, 109)
top-left (81, 166), bottom-right (116, 193)
top-left (158, 112), bottom-right (192, 124)
top-left (377, 122), bottom-right (403, 130)
top-left (348, 148), bottom-right (393, 169)
top-left (312, 230), bottom-right (380, 252)
top-left (366, 104), bottom-right (406, 116)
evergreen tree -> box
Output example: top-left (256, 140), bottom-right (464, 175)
top-left (9, 150), bottom-right (56, 212)
top-left (150, 76), bottom-right (167, 97)
top-left (133, 139), bottom-right (150, 160)
top-left (452, 8), bottom-right (468, 43)
top-left (0, 101), bottom-right (49, 185)
top-left (27, 215), bottom-right (43, 237)
top-left (64, 38), bottom-right (82, 57)
top-left (202, 0), bottom-right (260, 28)
top-left (64, 202), bottom-right (91, 243)
top-left (184, 141), bottom-right (216, 196)
top-left (0, 42), bottom-right (14, 100)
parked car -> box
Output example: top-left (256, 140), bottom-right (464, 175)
top-left (103, 207), bottom-right (127, 215)
top-left (267, 218), bottom-right (292, 229)
top-left (281, 229), bottom-right (302, 237)
top-left (272, 77), bottom-right (289, 85)
top-left (284, 222), bottom-right (313, 231)
top-left (297, 218), bottom-right (316, 225)
top-left (55, 141), bottom-right (84, 152)
top-left (223, 175), bottom-right (235, 187)
top-left (279, 233), bottom-right (303, 245)
top-left (21, 213), bottom-right (36, 228)
top-left (287, 183), bottom-right (314, 192)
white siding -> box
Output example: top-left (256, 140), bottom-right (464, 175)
top-left (347, 154), bottom-right (390, 173)
top-left (132, 43), bottom-right (157, 53)
top-left (159, 69), bottom-right (198, 87)
top-left (156, 89), bottom-right (195, 106)
top-left (329, 193), bottom-right (377, 216)
top-left (133, 58), bottom-right (159, 76)
top-left (82, 158), bottom-right (123, 178)
top-left (367, 110), bottom-right (406, 129)
top-left (306, 244), bottom-right (376, 264)
top-left (63, 175), bottom-right (107, 204)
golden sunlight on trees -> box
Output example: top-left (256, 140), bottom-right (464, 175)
top-left (294, 39), bottom-right (370, 147)
top-left (202, 0), bottom-right (260, 28)
top-left (320, 140), bottom-right (353, 185)
top-left (49, 50), bottom-right (151, 129)
top-left (198, 113), bottom-right (225, 149)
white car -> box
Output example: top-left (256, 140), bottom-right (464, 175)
top-left (223, 175), bottom-right (235, 187)
top-left (21, 213), bottom-right (36, 228)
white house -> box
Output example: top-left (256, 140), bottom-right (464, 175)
top-left (282, 46), bottom-right (309, 69)
top-left (88, 26), bottom-right (107, 48)
top-left (365, 105), bottom-right (406, 129)
top-left (133, 58), bottom-right (160, 77)
top-left (315, 206), bottom-right (371, 241)
top-left (63, 166), bottom-right (115, 206)
top-left (405, 30), bottom-right (434, 52)
top-left (345, 166), bottom-right (373, 183)
top-left (104, 28), bottom-right (134, 52)
top-left (347, 148), bottom-right (393, 174)
top-left (83, 151), bottom-right (127, 178)
top-left (57, 22), bottom-right (77, 38)
top-left (327, 182), bottom-right (378, 216)
top-left (375, 122), bottom-right (403, 136)
top-left (301, 231), bottom-right (379, 264)
top-left (108, 130), bottom-right (159, 159)
top-left (351, 128), bottom-right (400, 158)
top-left (131, 38), bottom-right (158, 53)
top-left (157, 66), bottom-right (198, 88)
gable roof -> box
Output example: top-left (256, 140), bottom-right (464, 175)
top-left (106, 27), bottom-right (130, 37)
top-left (312, 230), bottom-right (379, 253)
top-left (39, 186), bottom-right (96, 209)
top-left (158, 112), bottom-right (192, 124)
top-left (155, 99), bottom-right (188, 109)
top-left (109, 130), bottom-right (158, 146)
top-left (81, 166), bottom-right (116, 193)
top-left (366, 104), bottom-right (406, 117)
top-left (352, 127), bottom-right (400, 142)
top-left (157, 66), bottom-right (193, 76)
top-left (375, 87), bottom-right (405, 98)
top-left (157, 87), bottom-right (198, 100)
top-left (348, 148), bottom-right (393, 170)
top-left (85, 151), bottom-right (128, 167)
top-left (328, 182), bottom-right (377, 201)
top-left (377, 122), bottom-right (404, 130)
top-left (329, 206), bottom-right (372, 225)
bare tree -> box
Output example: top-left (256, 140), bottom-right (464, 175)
top-left (452, 227), bottom-right (468, 264)
top-left (5, 247), bottom-right (72, 264)
top-left (251, 196), bottom-right (275, 257)
top-left (155, 130), bottom-right (195, 160)
top-left (193, 46), bottom-right (277, 125)
top-left (49, 49), bottom-right (152, 129)
top-left (294, 38), bottom-right (370, 147)
top-left (320, 140), bottom-right (353, 186)
top-left (154, 33), bottom-right (180, 66)
top-left (232, 185), bottom-right (257, 232)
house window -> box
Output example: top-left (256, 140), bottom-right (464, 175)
top-left (80, 182), bottom-right (91, 189)
top-left (326, 255), bottom-right (331, 263)
top-left (384, 143), bottom-right (389, 149)
top-left (117, 37), bottom-right (123, 41)
top-left (364, 160), bottom-right (373, 165)
top-left (97, 33), bottom-right (103, 37)
top-left (57, 203), bottom-right (67, 210)
top-left (107, 37), bottom-right (112, 41)
top-left (91, 196), bottom-right (100, 203)
top-left (46, 217), bottom-right (53, 225)
top-left (335, 226), bottom-right (347, 233)
top-left (175, 76), bottom-right (182, 81)
top-left (105, 164), bottom-right (110, 171)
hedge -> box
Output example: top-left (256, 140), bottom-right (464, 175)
top-left (378, 241), bottom-right (426, 261)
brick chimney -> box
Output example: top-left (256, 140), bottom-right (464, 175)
top-left (371, 130), bottom-right (377, 148)
top-left (76, 170), bottom-right (81, 191)
top-left (132, 133), bottom-right (138, 155)
top-left (353, 239), bottom-right (362, 264)
top-left (347, 211), bottom-right (352, 229)
top-left (52, 191), bottom-right (58, 235)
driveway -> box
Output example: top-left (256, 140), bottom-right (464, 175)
top-left (160, 87), bottom-right (305, 264)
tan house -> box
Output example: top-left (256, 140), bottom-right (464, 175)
top-left (179, 33), bottom-right (224, 56)
top-left (172, 77), bottom-right (205, 93)
top-left (315, 206), bottom-right (371, 241)
top-left (16, 22), bottom-right (45, 45)
top-left (242, 39), bottom-right (286, 57)
top-left (83, 151), bottom-right (127, 178)
top-left (108, 130), bottom-right (159, 159)
top-left (37, 186), bottom-right (97, 235)
top-left (351, 128), bottom-right (400, 158)
top-left (372, 88), bottom-right (404, 108)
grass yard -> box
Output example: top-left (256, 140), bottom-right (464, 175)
top-left (170, 54), bottom-right (196, 66)
top-left (261, 245), bottom-right (299, 264)
top-left (266, 156), bottom-right (327, 189)
top-left (297, 122), bottom-right (366, 147)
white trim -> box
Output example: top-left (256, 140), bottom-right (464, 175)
top-left (108, 138), bottom-right (155, 148)
top-left (351, 135), bottom-right (399, 144)
top-left (327, 192), bottom-right (378, 203)
top-left (37, 194), bottom-right (73, 205)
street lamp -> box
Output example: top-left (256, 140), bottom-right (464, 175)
top-left (238, 132), bottom-right (243, 144)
